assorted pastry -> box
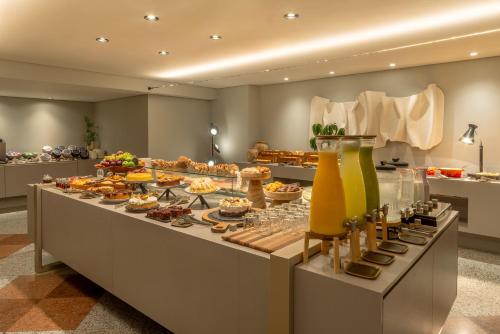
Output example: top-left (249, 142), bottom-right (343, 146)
top-left (152, 156), bottom-right (239, 177)
top-left (240, 166), bottom-right (271, 178)
top-left (219, 197), bottom-right (252, 216)
top-left (126, 193), bottom-right (159, 210)
top-left (265, 181), bottom-right (301, 193)
top-left (69, 177), bottom-right (97, 190)
top-left (188, 177), bottom-right (217, 193)
top-left (102, 189), bottom-right (132, 201)
top-left (146, 206), bottom-right (192, 221)
top-left (156, 174), bottom-right (184, 187)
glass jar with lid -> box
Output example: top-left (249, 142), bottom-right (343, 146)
top-left (388, 158), bottom-right (414, 209)
top-left (376, 162), bottom-right (401, 222)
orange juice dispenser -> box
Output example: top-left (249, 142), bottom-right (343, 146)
top-left (308, 136), bottom-right (347, 236)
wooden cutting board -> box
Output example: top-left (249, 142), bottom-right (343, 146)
top-left (222, 229), bottom-right (303, 253)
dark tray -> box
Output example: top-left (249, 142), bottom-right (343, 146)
top-left (398, 233), bottom-right (428, 245)
top-left (208, 211), bottom-right (246, 222)
top-left (414, 202), bottom-right (451, 226)
top-left (378, 241), bottom-right (409, 254)
top-left (376, 229), bottom-right (399, 240)
top-left (410, 225), bottom-right (437, 234)
top-left (362, 250), bottom-right (395, 265)
top-left (345, 262), bottom-right (381, 280)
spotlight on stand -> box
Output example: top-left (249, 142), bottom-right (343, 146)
top-left (209, 123), bottom-right (219, 136)
top-left (459, 123), bottom-right (484, 172)
top-left (209, 123), bottom-right (220, 164)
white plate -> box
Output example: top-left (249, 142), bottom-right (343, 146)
top-left (184, 186), bottom-right (220, 195)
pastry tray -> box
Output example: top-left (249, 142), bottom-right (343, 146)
top-left (377, 241), bottom-right (409, 254)
top-left (398, 233), bottom-right (428, 245)
top-left (362, 251), bottom-right (395, 265)
top-left (345, 262), bottom-right (381, 280)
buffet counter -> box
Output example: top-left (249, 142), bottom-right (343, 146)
top-left (295, 210), bottom-right (458, 334)
top-left (0, 159), bottom-right (97, 199)
top-left (29, 184), bottom-right (459, 334)
top-left (429, 177), bottom-right (500, 245)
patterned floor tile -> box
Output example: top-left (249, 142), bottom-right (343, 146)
top-left (0, 298), bottom-right (38, 331)
top-left (0, 272), bottom-right (66, 299)
top-left (0, 234), bottom-right (30, 258)
top-left (9, 297), bottom-right (98, 332)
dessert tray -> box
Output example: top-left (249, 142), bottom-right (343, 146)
top-left (100, 197), bottom-right (130, 204)
top-left (151, 181), bottom-right (185, 189)
top-left (125, 203), bottom-right (160, 213)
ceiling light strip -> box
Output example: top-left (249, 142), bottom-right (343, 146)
top-left (191, 27), bottom-right (500, 85)
top-left (161, 3), bottom-right (500, 78)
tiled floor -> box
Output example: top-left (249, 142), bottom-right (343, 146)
top-left (0, 210), bottom-right (499, 333)
top-left (0, 211), bottom-right (171, 334)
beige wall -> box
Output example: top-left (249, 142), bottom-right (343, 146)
top-left (210, 86), bottom-right (260, 163)
top-left (0, 96), bottom-right (93, 152)
top-left (258, 56), bottom-right (500, 172)
top-left (94, 95), bottom-right (148, 157)
top-left (148, 95), bottom-right (211, 161)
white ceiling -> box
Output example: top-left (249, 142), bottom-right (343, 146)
top-left (1, 0), bottom-right (500, 91)
top-left (0, 77), bottom-right (139, 102)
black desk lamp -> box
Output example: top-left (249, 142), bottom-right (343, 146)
top-left (459, 124), bottom-right (483, 172)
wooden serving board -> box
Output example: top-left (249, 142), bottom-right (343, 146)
top-left (222, 229), bottom-right (304, 254)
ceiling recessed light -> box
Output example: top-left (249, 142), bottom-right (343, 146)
top-left (158, 50), bottom-right (169, 56)
top-left (316, 59), bottom-right (328, 63)
top-left (263, 69), bottom-right (271, 72)
top-left (210, 34), bottom-right (222, 40)
top-left (389, 63), bottom-right (396, 67)
top-left (469, 51), bottom-right (479, 57)
top-left (284, 12), bottom-right (299, 20)
top-left (329, 71), bottom-right (335, 75)
top-left (96, 37), bottom-right (109, 43)
top-left (168, 83), bottom-right (176, 87)
top-left (144, 14), bottom-right (159, 21)
top-left (283, 77), bottom-right (289, 81)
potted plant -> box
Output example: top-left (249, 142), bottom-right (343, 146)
top-left (84, 116), bottom-right (98, 150)
top-left (309, 123), bottom-right (345, 151)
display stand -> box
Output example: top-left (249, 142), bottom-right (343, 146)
top-left (242, 173), bottom-right (271, 209)
top-left (157, 187), bottom-right (177, 200)
top-left (303, 230), bottom-right (347, 274)
top-left (188, 194), bottom-right (210, 209)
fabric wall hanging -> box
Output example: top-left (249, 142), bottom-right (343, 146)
top-left (309, 84), bottom-right (444, 150)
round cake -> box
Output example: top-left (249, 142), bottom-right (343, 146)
top-left (127, 194), bottom-right (159, 210)
top-left (219, 197), bottom-right (252, 216)
top-left (157, 174), bottom-right (184, 187)
top-left (189, 177), bottom-right (217, 193)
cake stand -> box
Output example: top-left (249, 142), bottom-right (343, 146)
top-left (241, 172), bottom-right (271, 209)
top-left (151, 181), bottom-right (185, 200)
top-left (184, 187), bottom-right (220, 209)
top-left (264, 189), bottom-right (303, 207)
top-left (125, 179), bottom-right (154, 194)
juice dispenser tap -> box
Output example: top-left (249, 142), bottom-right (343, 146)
top-left (344, 217), bottom-right (361, 261)
top-left (365, 211), bottom-right (377, 251)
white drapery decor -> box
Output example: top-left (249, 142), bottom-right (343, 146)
top-left (309, 84), bottom-right (444, 150)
